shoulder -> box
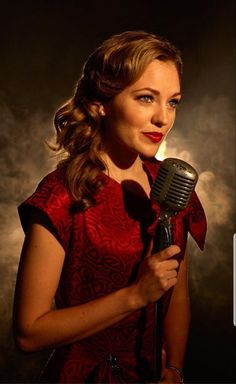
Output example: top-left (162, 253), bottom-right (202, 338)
top-left (18, 167), bottom-right (74, 252)
top-left (37, 167), bottom-right (69, 196)
top-left (23, 167), bottom-right (72, 209)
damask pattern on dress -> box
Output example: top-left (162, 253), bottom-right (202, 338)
top-left (18, 158), bottom-right (207, 383)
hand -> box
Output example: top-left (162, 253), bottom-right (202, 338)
top-left (133, 241), bottom-right (180, 307)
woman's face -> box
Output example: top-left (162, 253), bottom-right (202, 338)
top-left (102, 59), bottom-right (181, 161)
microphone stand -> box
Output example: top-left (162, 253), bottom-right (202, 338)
top-left (152, 211), bottom-right (173, 382)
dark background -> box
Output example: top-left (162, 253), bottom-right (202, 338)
top-left (0, 0), bottom-right (235, 383)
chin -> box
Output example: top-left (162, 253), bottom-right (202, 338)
top-left (139, 146), bottom-right (161, 159)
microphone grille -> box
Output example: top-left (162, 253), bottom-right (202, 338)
top-left (151, 158), bottom-right (198, 211)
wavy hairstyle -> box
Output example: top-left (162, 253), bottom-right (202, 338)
top-left (52, 30), bottom-right (183, 211)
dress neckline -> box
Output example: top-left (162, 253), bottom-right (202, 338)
top-left (100, 157), bottom-right (159, 186)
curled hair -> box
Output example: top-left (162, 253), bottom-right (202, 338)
top-left (52, 30), bottom-right (183, 210)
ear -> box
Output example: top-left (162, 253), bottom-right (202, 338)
top-left (98, 104), bottom-right (106, 116)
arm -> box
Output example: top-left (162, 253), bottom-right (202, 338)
top-left (13, 215), bottom-right (137, 352)
top-left (161, 249), bottom-right (191, 383)
top-left (13, 210), bottom-right (180, 353)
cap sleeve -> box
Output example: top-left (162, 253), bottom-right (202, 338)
top-left (184, 190), bottom-right (207, 250)
top-left (18, 170), bottom-right (73, 253)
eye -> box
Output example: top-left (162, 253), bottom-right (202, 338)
top-left (168, 98), bottom-right (181, 109)
top-left (137, 95), bottom-right (154, 103)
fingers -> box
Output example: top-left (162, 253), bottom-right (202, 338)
top-left (153, 244), bottom-right (181, 262)
top-left (146, 242), bottom-right (180, 272)
top-left (164, 268), bottom-right (178, 279)
top-left (157, 275), bottom-right (178, 293)
top-left (152, 264), bottom-right (178, 293)
top-left (160, 258), bottom-right (179, 271)
top-left (145, 241), bottom-right (180, 260)
top-left (147, 245), bottom-right (180, 293)
top-left (135, 242), bottom-right (181, 305)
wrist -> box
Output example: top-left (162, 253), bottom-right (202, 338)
top-left (125, 284), bottom-right (147, 311)
top-left (166, 365), bottom-right (184, 384)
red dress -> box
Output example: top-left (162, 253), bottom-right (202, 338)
top-left (18, 158), bottom-right (207, 383)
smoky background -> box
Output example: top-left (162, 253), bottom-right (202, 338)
top-left (0, 1), bottom-right (235, 382)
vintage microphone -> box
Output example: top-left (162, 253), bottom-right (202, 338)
top-left (150, 158), bottom-right (198, 382)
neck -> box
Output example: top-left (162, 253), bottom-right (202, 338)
top-left (100, 151), bottom-right (144, 182)
top-left (102, 146), bottom-right (138, 168)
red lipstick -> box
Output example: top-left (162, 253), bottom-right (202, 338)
top-left (142, 132), bottom-right (164, 143)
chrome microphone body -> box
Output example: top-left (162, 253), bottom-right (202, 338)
top-left (151, 157), bottom-right (198, 252)
top-left (151, 157), bottom-right (198, 213)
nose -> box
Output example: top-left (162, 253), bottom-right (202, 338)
top-left (151, 105), bottom-right (169, 128)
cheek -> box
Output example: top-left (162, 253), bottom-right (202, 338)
top-left (105, 99), bottom-right (148, 135)
top-left (112, 110), bottom-right (142, 133)
top-left (120, 107), bottom-right (147, 129)
top-left (166, 112), bottom-right (176, 132)
top-left (168, 121), bottom-right (174, 132)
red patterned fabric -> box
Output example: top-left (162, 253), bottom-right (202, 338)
top-left (18, 158), bottom-right (207, 383)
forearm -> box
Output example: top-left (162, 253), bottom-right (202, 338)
top-left (15, 284), bottom-right (141, 352)
top-left (162, 292), bottom-right (190, 369)
top-left (162, 250), bottom-right (190, 370)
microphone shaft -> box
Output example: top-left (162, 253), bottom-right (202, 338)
top-left (153, 215), bottom-right (173, 253)
top-left (152, 215), bottom-right (173, 382)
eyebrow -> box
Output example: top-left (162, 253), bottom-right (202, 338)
top-left (133, 87), bottom-right (182, 98)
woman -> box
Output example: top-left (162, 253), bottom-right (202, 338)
top-left (13, 30), bottom-right (207, 383)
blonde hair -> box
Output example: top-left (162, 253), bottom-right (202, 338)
top-left (52, 30), bottom-right (183, 210)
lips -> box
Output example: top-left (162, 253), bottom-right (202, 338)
top-left (142, 132), bottom-right (164, 143)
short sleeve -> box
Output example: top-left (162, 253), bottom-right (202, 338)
top-left (18, 170), bottom-right (73, 253)
top-left (184, 190), bottom-right (207, 250)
